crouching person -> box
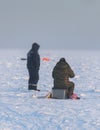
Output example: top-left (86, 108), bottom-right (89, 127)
top-left (52, 58), bottom-right (75, 99)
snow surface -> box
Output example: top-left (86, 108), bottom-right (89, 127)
top-left (0, 49), bottom-right (100, 130)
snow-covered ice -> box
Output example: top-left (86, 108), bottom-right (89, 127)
top-left (0, 49), bottom-right (100, 130)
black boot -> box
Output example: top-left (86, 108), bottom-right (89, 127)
top-left (28, 84), bottom-right (40, 91)
top-left (28, 85), bottom-right (37, 90)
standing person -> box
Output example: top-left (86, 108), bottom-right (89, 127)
top-left (52, 58), bottom-right (75, 98)
top-left (27, 42), bottom-right (40, 90)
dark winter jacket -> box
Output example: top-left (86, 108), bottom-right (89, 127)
top-left (27, 43), bottom-right (40, 70)
top-left (52, 59), bottom-right (75, 88)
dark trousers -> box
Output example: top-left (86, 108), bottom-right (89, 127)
top-left (27, 67), bottom-right (39, 89)
top-left (67, 82), bottom-right (74, 98)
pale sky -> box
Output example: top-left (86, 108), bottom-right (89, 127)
top-left (0, 0), bottom-right (100, 50)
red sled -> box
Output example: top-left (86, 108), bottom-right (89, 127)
top-left (70, 93), bottom-right (80, 99)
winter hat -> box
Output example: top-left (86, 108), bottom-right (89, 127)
top-left (32, 42), bottom-right (40, 50)
top-left (59, 58), bottom-right (66, 62)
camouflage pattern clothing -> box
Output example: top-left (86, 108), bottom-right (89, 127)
top-left (52, 58), bottom-right (75, 96)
